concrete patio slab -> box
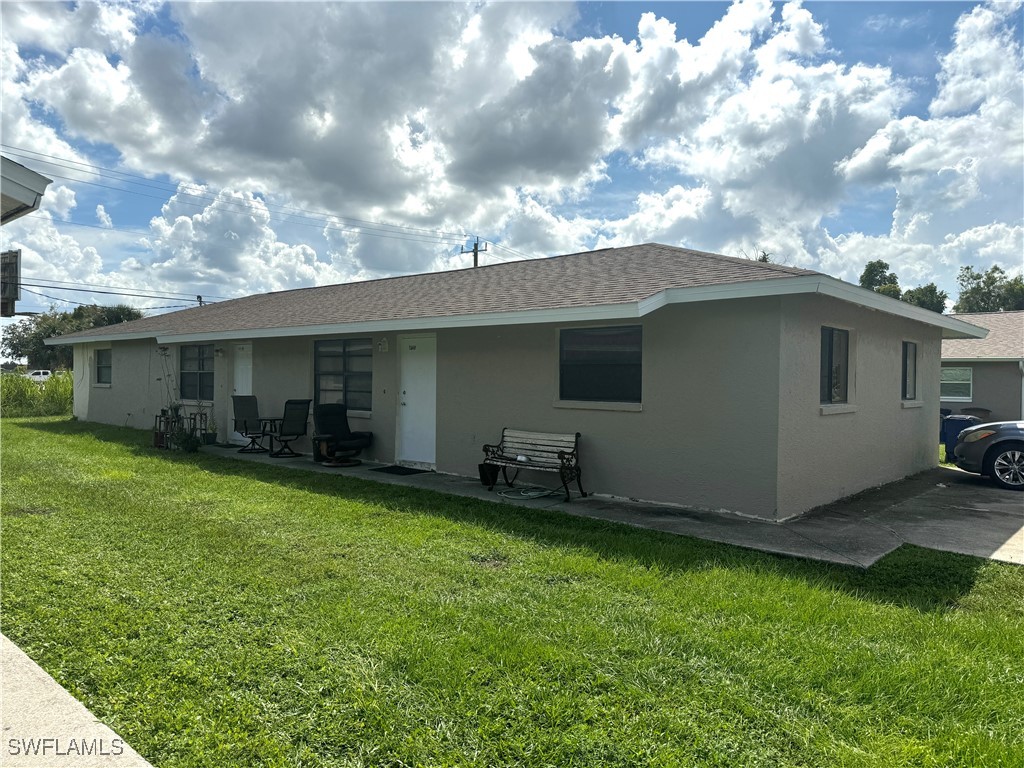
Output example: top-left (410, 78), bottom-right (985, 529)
top-left (200, 445), bottom-right (1023, 568)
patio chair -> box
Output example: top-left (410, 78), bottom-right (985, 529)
top-left (232, 395), bottom-right (272, 453)
top-left (269, 399), bottom-right (312, 458)
top-left (313, 403), bottom-right (373, 467)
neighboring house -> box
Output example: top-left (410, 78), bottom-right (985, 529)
top-left (941, 311), bottom-right (1024, 421)
top-left (47, 244), bottom-right (985, 521)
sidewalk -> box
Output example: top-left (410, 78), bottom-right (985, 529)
top-left (0, 635), bottom-right (152, 768)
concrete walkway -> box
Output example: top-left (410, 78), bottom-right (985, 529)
top-left (3, 450), bottom-right (1018, 768)
top-left (204, 446), bottom-right (1023, 568)
top-left (0, 635), bottom-right (152, 768)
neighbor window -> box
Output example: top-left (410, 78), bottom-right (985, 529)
top-left (95, 348), bottom-right (112, 385)
top-left (314, 338), bottom-right (373, 411)
top-left (820, 326), bottom-right (850, 404)
top-left (940, 367), bottom-right (973, 402)
top-left (901, 341), bottom-right (917, 400)
top-left (179, 344), bottom-right (214, 401)
top-left (559, 325), bottom-right (642, 403)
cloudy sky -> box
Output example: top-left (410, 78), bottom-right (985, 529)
top-left (1, 0), bottom-right (1021, 320)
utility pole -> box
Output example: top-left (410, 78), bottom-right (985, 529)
top-left (461, 237), bottom-right (488, 267)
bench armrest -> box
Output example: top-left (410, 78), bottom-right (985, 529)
top-left (482, 442), bottom-right (502, 458)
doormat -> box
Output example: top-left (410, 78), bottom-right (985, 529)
top-left (371, 465), bottom-right (431, 476)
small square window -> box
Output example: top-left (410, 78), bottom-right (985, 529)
top-left (559, 326), bottom-right (642, 403)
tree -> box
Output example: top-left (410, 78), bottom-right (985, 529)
top-left (901, 283), bottom-right (948, 313)
top-left (859, 260), bottom-right (900, 293)
top-left (875, 283), bottom-right (902, 300)
top-left (1, 304), bottom-right (143, 370)
top-left (953, 265), bottom-right (1024, 313)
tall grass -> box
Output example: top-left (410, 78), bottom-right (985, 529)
top-left (0, 371), bottom-right (73, 417)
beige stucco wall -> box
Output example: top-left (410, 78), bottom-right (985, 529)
top-left (69, 291), bottom-right (949, 521)
top-left (776, 294), bottom-right (943, 517)
top-left (247, 334), bottom-right (398, 462)
top-left (436, 298), bottom-right (783, 518)
top-left (940, 361), bottom-right (1023, 421)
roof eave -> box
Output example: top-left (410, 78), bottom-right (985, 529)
top-left (46, 273), bottom-right (987, 346)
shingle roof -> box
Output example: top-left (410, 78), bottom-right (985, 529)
top-left (942, 311), bottom-right (1024, 360)
top-left (51, 243), bottom-right (817, 342)
top-left (49, 243), bottom-right (986, 344)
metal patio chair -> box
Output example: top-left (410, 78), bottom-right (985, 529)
top-left (269, 399), bottom-right (312, 458)
top-left (231, 395), bottom-right (272, 453)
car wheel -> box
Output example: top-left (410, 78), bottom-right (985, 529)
top-left (984, 442), bottom-right (1024, 491)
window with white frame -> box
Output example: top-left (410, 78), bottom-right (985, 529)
top-left (95, 348), bottom-right (112, 385)
top-left (559, 325), bottom-right (642, 403)
top-left (819, 326), bottom-right (850, 404)
top-left (940, 367), bottom-right (972, 402)
top-left (901, 341), bottom-right (917, 400)
top-left (179, 344), bottom-right (214, 401)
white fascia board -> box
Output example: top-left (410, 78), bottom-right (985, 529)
top-left (941, 357), bottom-right (1024, 363)
top-left (152, 302), bottom-right (643, 344)
top-left (46, 274), bottom-right (989, 346)
top-left (650, 275), bottom-right (988, 339)
top-left (45, 330), bottom-right (160, 346)
top-left (813, 276), bottom-right (987, 339)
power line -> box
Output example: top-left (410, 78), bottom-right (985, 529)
top-left (19, 286), bottom-right (188, 310)
top-left (21, 276), bottom-right (232, 300)
top-left (2, 144), bottom-right (473, 244)
top-left (17, 281), bottom-right (212, 304)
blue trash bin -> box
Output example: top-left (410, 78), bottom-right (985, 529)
top-left (941, 414), bottom-right (981, 459)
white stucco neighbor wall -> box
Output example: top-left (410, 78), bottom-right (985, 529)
top-left (775, 294), bottom-right (943, 518)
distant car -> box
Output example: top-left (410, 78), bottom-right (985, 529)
top-left (24, 369), bottom-right (52, 383)
top-left (953, 421), bottom-right (1024, 491)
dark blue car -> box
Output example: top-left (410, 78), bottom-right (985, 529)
top-left (953, 421), bottom-right (1024, 491)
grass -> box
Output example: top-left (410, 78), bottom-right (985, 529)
top-left (0, 371), bottom-right (73, 417)
top-left (2, 418), bottom-right (1022, 767)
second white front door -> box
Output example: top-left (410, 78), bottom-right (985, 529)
top-left (397, 334), bottom-right (437, 467)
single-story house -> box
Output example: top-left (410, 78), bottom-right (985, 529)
top-left (48, 244), bottom-right (986, 521)
top-left (941, 310), bottom-right (1024, 421)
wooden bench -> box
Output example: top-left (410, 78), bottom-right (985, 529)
top-left (482, 428), bottom-right (586, 502)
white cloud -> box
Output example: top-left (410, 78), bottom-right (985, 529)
top-left (96, 204), bottom-right (113, 228)
top-left (0, 0), bottom-right (1019, 309)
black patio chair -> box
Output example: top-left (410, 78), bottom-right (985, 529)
top-left (269, 399), bottom-right (312, 458)
top-left (232, 395), bottom-right (272, 453)
top-left (313, 403), bottom-right (373, 466)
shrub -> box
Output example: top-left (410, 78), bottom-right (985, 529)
top-left (0, 371), bottom-right (74, 417)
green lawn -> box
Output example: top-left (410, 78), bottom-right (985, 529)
top-left (2, 418), bottom-right (1022, 767)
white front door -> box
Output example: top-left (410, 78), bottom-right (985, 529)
top-left (231, 343), bottom-right (253, 444)
top-left (397, 334), bottom-right (437, 467)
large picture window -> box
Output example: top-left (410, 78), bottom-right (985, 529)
top-left (901, 341), bottom-right (917, 400)
top-left (96, 348), bottom-right (112, 385)
top-left (820, 327), bottom-right (850, 404)
top-left (940, 367), bottom-right (973, 402)
top-left (559, 325), bottom-right (642, 403)
top-left (315, 338), bottom-right (373, 411)
top-left (179, 344), bottom-right (214, 401)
